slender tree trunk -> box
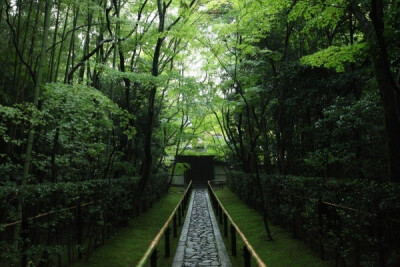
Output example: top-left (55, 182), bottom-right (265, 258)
top-left (64, 5), bottom-right (79, 83)
top-left (17, 0), bottom-right (52, 255)
top-left (11, 0), bottom-right (22, 103)
top-left (169, 108), bottom-right (186, 185)
top-left (353, 0), bottom-right (400, 182)
top-left (51, 127), bottom-right (60, 182)
top-left (19, 0), bottom-right (41, 102)
top-left (22, 0), bottom-right (51, 187)
top-left (16, 0), bottom-right (34, 102)
top-left (262, 131), bottom-right (272, 174)
top-left (369, 0), bottom-right (400, 182)
top-left (0, 0), bottom-right (4, 24)
top-left (54, 5), bottom-right (70, 82)
top-left (49, 0), bottom-right (61, 82)
top-left (79, 12), bottom-right (92, 83)
top-left (140, 0), bottom-right (165, 193)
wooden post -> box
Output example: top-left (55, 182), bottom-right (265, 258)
top-left (77, 204), bottom-right (83, 259)
top-left (178, 205), bottom-right (182, 225)
top-left (213, 195), bottom-right (216, 209)
top-left (21, 214), bottom-right (28, 267)
top-left (317, 199), bottom-right (325, 260)
top-left (224, 214), bottom-right (228, 237)
top-left (165, 226), bottom-right (170, 257)
top-left (219, 206), bottom-right (223, 224)
top-left (243, 246), bottom-right (251, 267)
top-left (150, 249), bottom-right (158, 267)
top-left (186, 194), bottom-right (189, 206)
top-left (231, 224), bottom-right (236, 256)
top-left (173, 214), bottom-right (177, 237)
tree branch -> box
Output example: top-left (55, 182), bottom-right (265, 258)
top-left (4, 0), bottom-right (36, 85)
top-left (67, 38), bottom-right (114, 83)
top-left (46, 23), bottom-right (101, 53)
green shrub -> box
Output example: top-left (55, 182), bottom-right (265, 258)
top-left (0, 173), bottom-right (169, 266)
top-left (227, 171), bottom-right (400, 266)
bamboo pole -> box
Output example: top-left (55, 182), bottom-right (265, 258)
top-left (208, 181), bottom-right (267, 267)
top-left (137, 181), bottom-right (192, 267)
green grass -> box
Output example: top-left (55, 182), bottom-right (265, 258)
top-left (74, 186), bottom-right (187, 267)
top-left (214, 188), bottom-right (331, 267)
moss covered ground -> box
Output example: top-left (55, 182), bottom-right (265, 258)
top-left (74, 186), bottom-right (186, 267)
top-left (214, 188), bottom-right (331, 267)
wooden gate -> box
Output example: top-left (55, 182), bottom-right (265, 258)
top-left (175, 155), bottom-right (214, 188)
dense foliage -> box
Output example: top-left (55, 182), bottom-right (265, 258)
top-left (0, 173), bottom-right (168, 266)
top-left (1, 0), bottom-right (399, 266)
top-left (200, 2), bottom-right (400, 258)
top-left (203, 0), bottom-right (399, 180)
top-left (228, 172), bottom-right (400, 266)
top-left (0, 0), bottom-right (203, 265)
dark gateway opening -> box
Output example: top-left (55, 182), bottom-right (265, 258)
top-left (175, 155), bottom-right (215, 188)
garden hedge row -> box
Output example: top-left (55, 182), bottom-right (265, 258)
top-left (0, 173), bottom-right (169, 266)
top-left (227, 172), bottom-right (400, 266)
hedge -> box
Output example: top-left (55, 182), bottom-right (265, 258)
top-left (0, 173), bottom-right (169, 266)
top-left (227, 172), bottom-right (400, 266)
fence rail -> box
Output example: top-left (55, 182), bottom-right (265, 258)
top-left (137, 181), bottom-right (192, 267)
top-left (208, 181), bottom-right (267, 267)
top-left (2, 201), bottom-right (96, 228)
top-left (290, 195), bottom-right (400, 223)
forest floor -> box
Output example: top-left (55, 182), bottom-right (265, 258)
top-left (215, 188), bottom-right (331, 267)
top-left (73, 186), bottom-right (186, 267)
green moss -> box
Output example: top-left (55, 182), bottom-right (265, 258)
top-left (181, 149), bottom-right (215, 156)
top-left (214, 188), bottom-right (331, 267)
top-left (74, 186), bottom-right (186, 267)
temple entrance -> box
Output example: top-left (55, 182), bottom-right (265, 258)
top-left (175, 155), bottom-right (215, 188)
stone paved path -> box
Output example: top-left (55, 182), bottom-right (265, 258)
top-left (184, 190), bottom-right (219, 266)
top-left (172, 189), bottom-right (231, 267)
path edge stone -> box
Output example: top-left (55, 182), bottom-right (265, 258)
top-left (172, 190), bottom-right (195, 267)
top-left (206, 190), bottom-right (232, 267)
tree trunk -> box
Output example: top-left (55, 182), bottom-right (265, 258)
top-left (17, 0), bottom-right (52, 252)
top-left (51, 127), bottom-right (60, 182)
top-left (22, 0), bottom-right (52, 187)
top-left (16, 0), bottom-right (35, 103)
top-left (0, 0), bottom-right (4, 24)
top-left (11, 0), bottom-right (22, 103)
top-left (54, 5), bottom-right (70, 82)
top-left (140, 0), bottom-right (165, 194)
top-left (64, 5), bottom-right (79, 83)
top-left (169, 108), bottom-right (186, 185)
top-left (369, 0), bottom-right (400, 182)
top-left (48, 0), bottom-right (61, 82)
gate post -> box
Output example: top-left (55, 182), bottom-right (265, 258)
top-left (243, 246), bottom-right (251, 267)
top-left (173, 214), bottom-right (177, 237)
top-left (231, 224), bottom-right (236, 256)
top-left (150, 249), bottom-right (158, 267)
top-left (165, 226), bottom-right (171, 257)
top-left (219, 206), bottom-right (223, 224)
top-left (224, 214), bottom-right (228, 237)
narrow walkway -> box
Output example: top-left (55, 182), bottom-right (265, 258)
top-left (172, 189), bottom-right (231, 267)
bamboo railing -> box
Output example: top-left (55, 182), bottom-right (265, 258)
top-left (208, 181), bottom-right (267, 267)
top-left (137, 181), bottom-right (192, 267)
